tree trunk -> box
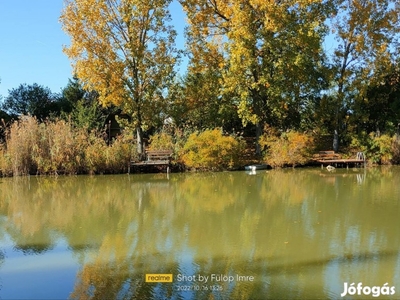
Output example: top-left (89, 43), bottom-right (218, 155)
top-left (255, 121), bottom-right (263, 157)
top-left (136, 126), bottom-right (144, 159)
top-left (333, 129), bottom-right (339, 152)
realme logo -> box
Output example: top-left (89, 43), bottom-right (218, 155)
top-left (145, 274), bottom-right (173, 283)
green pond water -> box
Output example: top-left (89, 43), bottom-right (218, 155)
top-left (0, 167), bottom-right (400, 299)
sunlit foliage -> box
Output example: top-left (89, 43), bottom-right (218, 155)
top-left (260, 127), bottom-right (315, 167)
top-left (148, 131), bottom-right (174, 150)
top-left (180, 128), bottom-right (245, 170)
top-left (60, 0), bottom-right (180, 154)
top-left (181, 0), bottom-right (330, 153)
top-left (0, 116), bottom-right (136, 176)
top-left (350, 132), bottom-right (400, 165)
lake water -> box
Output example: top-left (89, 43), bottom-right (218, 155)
top-left (0, 167), bottom-right (400, 299)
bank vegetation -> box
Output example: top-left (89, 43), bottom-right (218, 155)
top-left (2, 116), bottom-right (400, 176)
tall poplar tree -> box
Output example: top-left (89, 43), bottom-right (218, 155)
top-left (181, 0), bottom-right (330, 155)
top-left (60, 0), bottom-right (179, 154)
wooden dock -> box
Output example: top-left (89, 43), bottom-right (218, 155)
top-left (130, 150), bottom-right (173, 173)
top-left (313, 151), bottom-right (366, 168)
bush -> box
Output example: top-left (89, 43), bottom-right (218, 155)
top-left (392, 137), bottom-right (400, 164)
top-left (106, 133), bottom-right (136, 173)
top-left (180, 128), bottom-right (245, 170)
top-left (368, 134), bottom-right (393, 164)
top-left (350, 133), bottom-right (398, 165)
top-left (260, 127), bottom-right (315, 168)
top-left (148, 131), bottom-right (174, 151)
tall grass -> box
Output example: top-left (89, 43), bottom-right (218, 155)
top-left (0, 116), bottom-right (137, 176)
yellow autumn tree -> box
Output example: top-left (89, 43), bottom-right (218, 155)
top-left (60, 0), bottom-right (179, 154)
top-left (329, 0), bottom-right (399, 151)
top-left (181, 0), bottom-right (330, 155)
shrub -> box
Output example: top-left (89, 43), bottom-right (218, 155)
top-left (106, 133), bottom-right (136, 173)
top-left (350, 133), bottom-right (397, 164)
top-left (369, 134), bottom-right (393, 164)
top-left (180, 128), bottom-right (245, 170)
top-left (148, 131), bottom-right (174, 151)
top-left (392, 136), bottom-right (400, 164)
top-left (83, 130), bottom-right (135, 174)
top-left (260, 127), bottom-right (315, 168)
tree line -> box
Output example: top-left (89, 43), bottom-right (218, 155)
top-left (2, 0), bottom-right (400, 158)
top-left (0, 78), bottom-right (111, 132)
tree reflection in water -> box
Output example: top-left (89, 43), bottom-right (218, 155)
top-left (0, 169), bottom-right (399, 299)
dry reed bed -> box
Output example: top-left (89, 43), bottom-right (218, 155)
top-left (0, 116), bottom-right (136, 176)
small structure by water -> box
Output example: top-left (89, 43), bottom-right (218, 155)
top-left (130, 149), bottom-right (173, 173)
top-left (313, 151), bottom-right (366, 168)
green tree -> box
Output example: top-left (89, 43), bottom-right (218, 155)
top-left (1, 83), bottom-right (58, 119)
top-left (60, 77), bottom-right (108, 131)
top-left (181, 0), bottom-right (330, 155)
top-left (60, 0), bottom-right (179, 155)
top-left (59, 76), bottom-right (86, 113)
top-left (168, 70), bottom-right (240, 131)
top-left (69, 99), bottom-right (107, 132)
top-left (354, 63), bottom-right (400, 134)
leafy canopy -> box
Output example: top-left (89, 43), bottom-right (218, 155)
top-left (60, 0), bottom-right (180, 152)
top-left (181, 0), bottom-right (330, 128)
top-left (1, 83), bottom-right (58, 119)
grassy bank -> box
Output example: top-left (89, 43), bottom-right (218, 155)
top-left (2, 117), bottom-right (400, 176)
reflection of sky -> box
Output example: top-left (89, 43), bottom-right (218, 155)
top-left (0, 235), bottom-right (78, 299)
top-left (176, 224), bottom-right (197, 277)
top-left (324, 261), bottom-right (343, 298)
top-left (301, 200), bottom-right (316, 240)
top-left (395, 254), bottom-right (400, 290)
top-left (174, 224), bottom-right (198, 299)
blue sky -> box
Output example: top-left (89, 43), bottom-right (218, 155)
top-left (0, 1), bottom-right (71, 97)
top-left (0, 0), bottom-right (187, 99)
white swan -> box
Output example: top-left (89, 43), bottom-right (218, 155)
top-left (326, 165), bottom-right (335, 171)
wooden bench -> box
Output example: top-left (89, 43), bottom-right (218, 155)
top-left (145, 150), bottom-right (173, 163)
top-left (130, 149), bottom-right (173, 173)
top-left (313, 150), bottom-right (341, 161)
